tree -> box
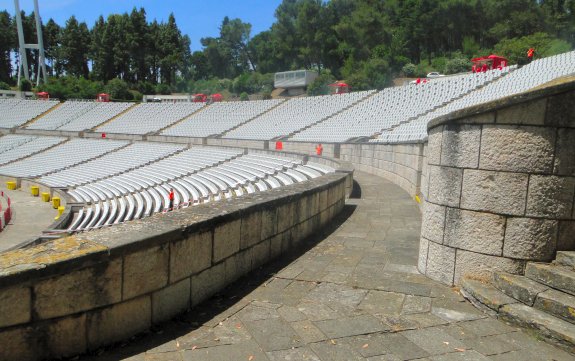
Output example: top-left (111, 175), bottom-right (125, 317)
top-left (60, 16), bottom-right (90, 78)
top-left (0, 11), bottom-right (14, 83)
top-left (43, 19), bottom-right (62, 76)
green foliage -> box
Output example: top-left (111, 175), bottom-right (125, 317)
top-left (232, 72), bottom-right (273, 95)
top-left (444, 57), bottom-right (472, 74)
top-left (494, 32), bottom-right (572, 65)
top-left (239, 92), bottom-right (249, 101)
top-left (105, 78), bottom-right (133, 100)
top-left (155, 83), bottom-right (171, 95)
top-left (19, 79), bottom-right (32, 92)
top-left (402, 64), bottom-right (417, 77)
top-left (307, 71), bottom-right (336, 96)
top-left (0, 81), bottom-right (9, 90)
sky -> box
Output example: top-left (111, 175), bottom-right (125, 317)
top-left (0, 0), bottom-right (283, 51)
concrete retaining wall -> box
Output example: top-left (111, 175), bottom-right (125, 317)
top-left (418, 81), bottom-right (575, 286)
top-left (0, 171), bottom-right (349, 361)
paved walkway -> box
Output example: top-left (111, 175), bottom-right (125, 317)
top-left (0, 187), bottom-right (58, 253)
top-left (77, 172), bottom-right (574, 361)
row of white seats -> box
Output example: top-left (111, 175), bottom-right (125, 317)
top-left (162, 99), bottom-right (285, 137)
top-left (66, 152), bottom-right (332, 232)
top-left (0, 99), bottom-right (59, 128)
top-left (96, 103), bottom-right (205, 135)
top-left (372, 50), bottom-right (575, 143)
top-left (291, 68), bottom-right (510, 142)
top-left (38, 142), bottom-right (186, 187)
top-left (0, 138), bottom-right (127, 177)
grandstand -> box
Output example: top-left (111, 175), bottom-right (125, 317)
top-left (0, 51), bottom-right (574, 360)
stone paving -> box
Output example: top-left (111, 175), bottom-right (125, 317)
top-left (0, 187), bottom-right (58, 253)
top-left (76, 172), bottom-right (575, 361)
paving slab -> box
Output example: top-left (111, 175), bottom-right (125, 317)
top-left (74, 172), bottom-right (575, 361)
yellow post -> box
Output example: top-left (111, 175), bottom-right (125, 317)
top-left (6, 181), bottom-right (16, 190)
top-left (31, 186), bottom-right (39, 196)
top-left (55, 206), bottom-right (65, 220)
top-left (52, 197), bottom-right (61, 209)
top-left (41, 192), bottom-right (51, 202)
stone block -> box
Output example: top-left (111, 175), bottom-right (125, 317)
top-left (444, 208), bottom-right (505, 256)
top-left (191, 262), bottom-right (226, 306)
top-left (493, 271), bottom-right (548, 306)
top-left (461, 278), bottom-right (517, 311)
top-left (170, 231), bottom-right (212, 282)
top-left (152, 278), bottom-right (191, 324)
top-left (554, 128), bottom-right (575, 176)
top-left (525, 263), bottom-right (575, 296)
top-left (546, 90), bottom-right (575, 127)
top-left (280, 230), bottom-right (294, 255)
top-left (47, 314), bottom-right (87, 357)
top-left (526, 175), bottom-right (575, 219)
top-left (213, 219), bottom-right (241, 262)
top-left (87, 296), bottom-right (151, 349)
top-left (420, 202), bottom-right (445, 243)
top-left (35, 258), bottom-right (122, 319)
top-left (427, 126), bottom-right (443, 165)
top-left (270, 233), bottom-right (283, 259)
top-left (479, 125), bottom-right (556, 173)
top-left (534, 289), bottom-right (575, 324)
top-left (252, 239), bottom-right (271, 270)
top-left (440, 124), bottom-right (481, 168)
top-left (460, 111), bottom-right (495, 125)
top-left (454, 250), bottom-right (525, 285)
top-left (418, 237), bottom-right (429, 274)
top-left (123, 245), bottom-right (169, 300)
top-left (425, 241), bottom-right (456, 285)
top-left (224, 250), bottom-right (253, 284)
top-left (261, 208), bottom-right (277, 240)
top-left (277, 202), bottom-right (295, 233)
top-left (427, 165), bottom-right (463, 207)
top-left (504, 218), bottom-right (558, 261)
top-left (0, 285), bottom-right (30, 327)
top-left (240, 211), bottom-right (262, 249)
top-left (461, 169), bottom-right (528, 216)
top-left (0, 326), bottom-right (39, 361)
top-left (319, 189), bottom-right (328, 211)
top-left (556, 251), bottom-right (575, 268)
top-left (496, 98), bottom-right (547, 125)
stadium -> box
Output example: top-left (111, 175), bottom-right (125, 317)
top-left (1, 1), bottom-right (575, 360)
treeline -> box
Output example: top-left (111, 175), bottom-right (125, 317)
top-left (0, 0), bottom-right (574, 99)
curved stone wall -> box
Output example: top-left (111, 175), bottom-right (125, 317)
top-left (419, 81), bottom-right (575, 285)
top-left (0, 170), bottom-right (350, 360)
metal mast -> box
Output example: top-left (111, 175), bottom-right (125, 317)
top-left (14, 0), bottom-right (48, 87)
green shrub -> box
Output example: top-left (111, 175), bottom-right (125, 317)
top-left (307, 71), bottom-right (336, 96)
top-left (155, 83), bottom-right (171, 95)
top-left (240, 92), bottom-right (249, 101)
top-left (401, 63), bottom-right (417, 77)
top-left (19, 79), bottom-right (32, 92)
top-left (0, 81), bottom-right (9, 90)
top-left (105, 78), bottom-right (133, 100)
top-left (444, 57), bottom-right (472, 74)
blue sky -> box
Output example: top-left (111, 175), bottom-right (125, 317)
top-left (0, 0), bottom-right (282, 51)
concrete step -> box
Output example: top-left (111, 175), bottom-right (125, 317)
top-left (534, 289), bottom-right (575, 325)
top-left (460, 278), bottom-right (518, 313)
top-left (556, 251), bottom-right (575, 269)
top-left (493, 271), bottom-right (549, 306)
top-left (499, 303), bottom-right (575, 354)
top-left (526, 263), bottom-right (575, 296)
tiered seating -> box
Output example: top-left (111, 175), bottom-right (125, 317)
top-left (65, 148), bottom-right (334, 232)
top-left (39, 142), bottom-right (185, 187)
top-left (26, 101), bottom-right (97, 130)
top-left (162, 99), bottom-right (284, 137)
top-left (60, 102), bottom-right (133, 131)
top-left (0, 138), bottom-right (127, 177)
top-left (291, 68), bottom-right (510, 142)
top-left (224, 91), bottom-right (374, 140)
top-left (0, 135), bottom-right (66, 165)
top-left (96, 102), bottom-right (205, 135)
top-left (373, 50), bottom-right (575, 143)
top-left (25, 100), bottom-right (133, 131)
top-left (0, 99), bottom-right (59, 128)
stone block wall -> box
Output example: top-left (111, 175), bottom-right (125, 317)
top-left (419, 84), bottom-right (575, 286)
top-left (339, 142), bottom-right (427, 202)
top-left (0, 172), bottom-right (349, 361)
